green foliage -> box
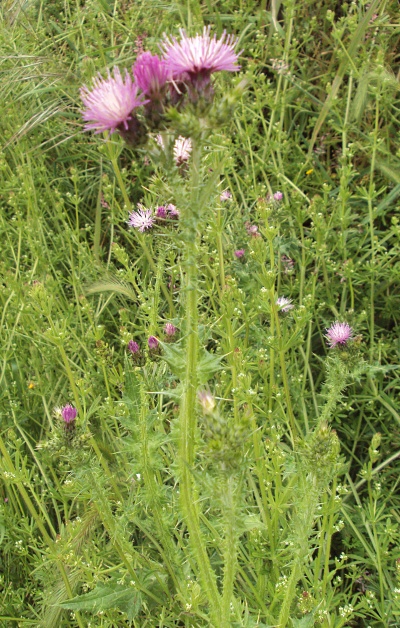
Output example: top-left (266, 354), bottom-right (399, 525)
top-left (0, 0), bottom-right (399, 626)
top-left (58, 579), bottom-right (142, 620)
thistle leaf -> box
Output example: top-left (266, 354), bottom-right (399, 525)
top-left (58, 580), bottom-right (142, 620)
top-left (160, 341), bottom-right (221, 383)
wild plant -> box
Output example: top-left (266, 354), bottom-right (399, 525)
top-left (1, 2), bottom-right (400, 627)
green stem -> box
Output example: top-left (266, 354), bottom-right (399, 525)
top-left (221, 474), bottom-right (238, 626)
top-left (368, 93), bottom-right (380, 359)
top-left (108, 145), bottom-right (174, 313)
top-left (179, 139), bottom-right (221, 621)
top-left (277, 479), bottom-right (319, 627)
top-left (139, 385), bottom-right (182, 592)
top-left (321, 475), bottom-right (337, 599)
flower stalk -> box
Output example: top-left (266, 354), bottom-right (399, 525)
top-left (178, 138), bottom-right (221, 621)
top-left (221, 474), bottom-right (240, 626)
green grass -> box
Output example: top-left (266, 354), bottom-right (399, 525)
top-left (0, 0), bottom-right (400, 626)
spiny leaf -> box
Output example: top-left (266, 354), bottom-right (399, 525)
top-left (160, 341), bottom-right (222, 383)
top-left (58, 580), bottom-right (142, 620)
top-left (197, 349), bottom-right (223, 384)
top-left (291, 612), bottom-right (317, 628)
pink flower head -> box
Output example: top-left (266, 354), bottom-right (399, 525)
top-left (61, 404), bottom-right (77, 424)
top-left (161, 26), bottom-right (240, 86)
top-left (220, 189), bottom-right (232, 202)
top-left (80, 67), bottom-right (147, 134)
top-left (128, 205), bottom-right (154, 232)
top-left (148, 336), bottom-right (159, 350)
top-left (173, 136), bottom-right (192, 165)
top-left (245, 222), bottom-right (259, 237)
top-left (166, 204), bottom-right (180, 218)
top-left (132, 52), bottom-right (170, 97)
top-left (325, 322), bottom-right (353, 348)
top-left (128, 340), bottom-right (139, 354)
top-left (276, 296), bottom-right (294, 312)
top-left (273, 191), bottom-right (283, 202)
top-left (164, 322), bottom-right (177, 337)
top-left (234, 249), bottom-right (245, 258)
top-left (156, 205), bottom-right (167, 218)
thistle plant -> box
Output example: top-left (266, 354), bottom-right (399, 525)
top-left (76, 25), bottom-right (371, 627)
top-left (2, 2), bottom-right (400, 626)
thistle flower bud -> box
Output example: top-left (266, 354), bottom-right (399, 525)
top-left (148, 336), bottom-right (159, 350)
top-left (164, 323), bottom-right (177, 337)
top-left (128, 340), bottom-right (139, 354)
top-left (300, 421), bottom-right (340, 486)
top-left (61, 405), bottom-right (77, 424)
top-left (198, 390), bottom-right (216, 415)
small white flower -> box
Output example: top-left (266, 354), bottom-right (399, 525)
top-left (173, 136), bottom-right (192, 165)
top-left (276, 296), bottom-right (294, 312)
top-left (220, 189), bottom-right (232, 202)
top-left (128, 205), bottom-right (154, 232)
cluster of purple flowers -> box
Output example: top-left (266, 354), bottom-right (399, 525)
top-left (127, 202), bottom-right (179, 233)
top-left (80, 27), bottom-right (241, 141)
top-left (128, 324), bottom-right (177, 360)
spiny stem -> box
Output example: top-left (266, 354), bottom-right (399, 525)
top-left (221, 474), bottom-right (239, 626)
top-left (179, 139), bottom-right (221, 621)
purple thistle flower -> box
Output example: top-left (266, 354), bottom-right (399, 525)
top-left (173, 136), bottom-right (192, 165)
top-left (276, 296), bottom-right (294, 312)
top-left (234, 249), bottom-right (245, 258)
top-left (61, 404), bottom-right (77, 424)
top-left (245, 222), bottom-right (259, 237)
top-left (148, 336), bottom-right (159, 350)
top-left (164, 323), bottom-right (177, 337)
top-left (220, 189), bottom-right (232, 202)
top-left (80, 67), bottom-right (147, 134)
top-left (132, 52), bottom-right (170, 98)
top-left (156, 205), bottom-right (167, 218)
top-left (128, 205), bottom-right (154, 232)
top-left (128, 340), bottom-right (140, 354)
top-left (273, 191), bottom-right (283, 201)
top-left (161, 27), bottom-right (240, 78)
top-left (166, 204), bottom-right (180, 218)
top-left (325, 322), bottom-right (353, 348)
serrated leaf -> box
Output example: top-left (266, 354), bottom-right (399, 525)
top-left (58, 581), bottom-right (142, 620)
top-left (291, 613), bottom-right (316, 628)
top-left (160, 341), bottom-right (186, 378)
top-left (160, 341), bottom-right (221, 383)
top-left (197, 350), bottom-right (222, 383)
top-left (241, 514), bottom-right (265, 531)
